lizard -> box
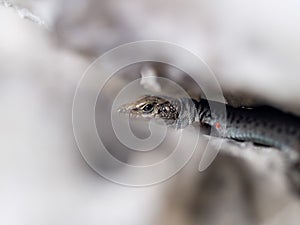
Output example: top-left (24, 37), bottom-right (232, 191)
top-left (118, 95), bottom-right (300, 159)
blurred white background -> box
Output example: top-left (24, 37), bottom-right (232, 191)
top-left (1, 0), bottom-right (300, 224)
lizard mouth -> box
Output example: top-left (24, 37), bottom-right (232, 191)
top-left (117, 103), bottom-right (134, 114)
top-left (117, 102), bottom-right (154, 119)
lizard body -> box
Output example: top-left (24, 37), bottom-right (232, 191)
top-left (118, 95), bottom-right (300, 154)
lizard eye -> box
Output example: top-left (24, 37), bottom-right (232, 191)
top-left (142, 103), bottom-right (154, 112)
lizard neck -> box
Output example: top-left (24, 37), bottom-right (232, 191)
top-left (172, 98), bottom-right (199, 129)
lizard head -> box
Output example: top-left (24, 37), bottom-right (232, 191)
top-left (118, 95), bottom-right (179, 125)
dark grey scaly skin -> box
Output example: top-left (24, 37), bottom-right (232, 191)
top-left (195, 99), bottom-right (300, 154)
top-left (119, 95), bottom-right (300, 153)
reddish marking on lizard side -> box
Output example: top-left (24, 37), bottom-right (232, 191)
top-left (215, 122), bottom-right (221, 129)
